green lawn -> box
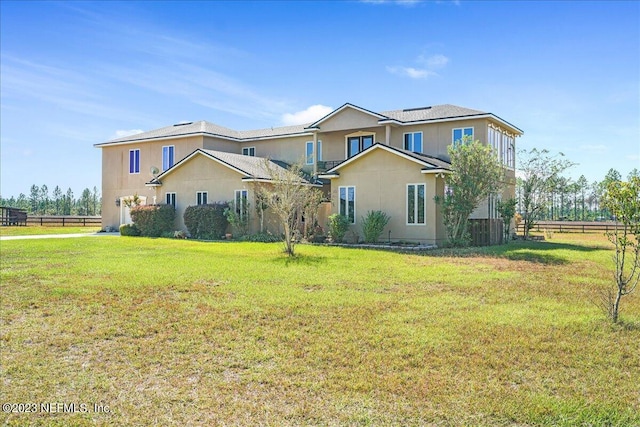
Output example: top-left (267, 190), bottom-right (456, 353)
top-left (0, 226), bottom-right (102, 236)
top-left (1, 234), bottom-right (638, 426)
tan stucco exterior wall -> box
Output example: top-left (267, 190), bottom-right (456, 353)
top-left (158, 154), bottom-right (258, 233)
top-left (100, 135), bottom-right (205, 228)
top-left (326, 148), bottom-right (445, 245)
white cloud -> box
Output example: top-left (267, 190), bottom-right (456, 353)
top-left (281, 105), bottom-right (334, 126)
top-left (113, 129), bottom-right (144, 139)
top-left (386, 66), bottom-right (437, 79)
top-left (387, 53), bottom-right (448, 80)
top-left (627, 154), bottom-right (639, 161)
top-left (419, 53), bottom-right (450, 68)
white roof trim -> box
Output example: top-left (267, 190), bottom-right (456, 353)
top-left (324, 144), bottom-right (438, 174)
top-left (154, 149), bottom-right (249, 181)
top-left (95, 129), bottom-right (315, 148)
top-left (317, 173), bottom-right (340, 179)
top-left (306, 103), bottom-right (388, 129)
top-left (421, 168), bottom-right (451, 175)
top-left (381, 113), bottom-right (523, 135)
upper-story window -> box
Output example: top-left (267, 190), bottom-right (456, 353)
top-left (129, 149), bottom-right (140, 174)
top-left (162, 146), bottom-right (174, 171)
top-left (305, 141), bottom-right (323, 165)
top-left (242, 147), bottom-right (255, 156)
top-left (452, 127), bottom-right (473, 146)
top-left (488, 125), bottom-right (515, 169)
top-left (403, 132), bottom-right (423, 153)
top-left (347, 134), bottom-right (374, 158)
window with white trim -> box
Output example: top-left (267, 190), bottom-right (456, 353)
top-left (347, 134), bottom-right (374, 157)
top-left (306, 141), bottom-right (314, 165)
top-left (242, 147), bottom-right (255, 156)
top-left (407, 184), bottom-right (426, 225)
top-left (306, 140), bottom-right (323, 164)
top-left (339, 186), bottom-right (356, 224)
top-left (196, 191), bottom-right (208, 205)
top-left (129, 149), bottom-right (140, 174)
top-left (452, 127), bottom-right (473, 147)
top-left (166, 192), bottom-right (176, 208)
top-left (162, 145), bottom-right (174, 171)
top-left (403, 132), bottom-right (423, 153)
top-left (234, 189), bottom-right (248, 220)
top-left (488, 125), bottom-right (515, 169)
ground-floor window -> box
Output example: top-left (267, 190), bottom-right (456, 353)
top-left (339, 186), bottom-right (356, 224)
top-left (166, 192), bottom-right (176, 208)
top-left (407, 184), bottom-right (425, 225)
top-left (196, 191), bottom-right (208, 205)
top-left (234, 189), bottom-right (248, 219)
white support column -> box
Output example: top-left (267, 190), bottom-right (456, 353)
top-left (385, 124), bottom-right (390, 145)
top-left (313, 131), bottom-right (318, 177)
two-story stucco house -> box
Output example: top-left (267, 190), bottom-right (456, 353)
top-left (95, 103), bottom-right (522, 245)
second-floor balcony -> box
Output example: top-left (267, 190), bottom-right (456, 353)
top-left (316, 160), bottom-right (343, 173)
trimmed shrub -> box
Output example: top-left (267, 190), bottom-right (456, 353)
top-left (239, 232), bottom-right (282, 243)
top-left (119, 223), bottom-right (140, 236)
top-left (327, 213), bottom-right (350, 243)
top-left (130, 204), bottom-right (176, 237)
top-left (361, 210), bottom-right (390, 243)
top-left (183, 203), bottom-right (228, 240)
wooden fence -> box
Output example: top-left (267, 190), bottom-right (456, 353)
top-left (516, 220), bottom-right (619, 234)
top-left (25, 216), bottom-right (102, 227)
top-left (469, 219), bottom-right (503, 246)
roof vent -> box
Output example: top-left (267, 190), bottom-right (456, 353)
top-left (403, 106), bottom-right (432, 112)
top-left (173, 121), bottom-right (193, 127)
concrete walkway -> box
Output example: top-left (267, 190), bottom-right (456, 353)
top-left (0, 232), bottom-right (120, 241)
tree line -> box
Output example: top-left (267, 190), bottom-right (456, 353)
top-left (0, 185), bottom-right (101, 216)
top-left (516, 158), bottom-right (639, 222)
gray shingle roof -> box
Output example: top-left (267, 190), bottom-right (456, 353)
top-left (379, 104), bottom-right (486, 122)
top-left (101, 121), bottom-right (312, 145)
top-left (199, 149), bottom-right (291, 180)
top-left (99, 102), bottom-right (519, 146)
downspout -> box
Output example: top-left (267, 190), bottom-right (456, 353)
top-left (385, 124), bottom-right (390, 145)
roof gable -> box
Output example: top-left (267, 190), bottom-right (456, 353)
top-left (306, 103), bottom-right (388, 131)
top-left (319, 143), bottom-right (451, 178)
top-left (149, 149), bottom-right (296, 184)
top-left (148, 149), bottom-right (321, 187)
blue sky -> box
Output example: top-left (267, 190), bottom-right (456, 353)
top-left (1, 0), bottom-right (638, 198)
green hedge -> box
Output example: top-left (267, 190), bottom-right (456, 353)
top-left (183, 203), bottom-right (228, 240)
top-left (119, 223), bottom-right (140, 236)
top-left (130, 204), bottom-right (176, 237)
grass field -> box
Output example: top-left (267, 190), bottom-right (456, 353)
top-left (1, 234), bottom-right (638, 426)
top-left (0, 226), bottom-right (102, 237)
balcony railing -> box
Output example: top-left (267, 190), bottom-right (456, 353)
top-left (317, 160), bottom-right (343, 173)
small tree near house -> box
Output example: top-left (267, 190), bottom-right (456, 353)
top-left (253, 160), bottom-right (323, 257)
top-left (496, 198), bottom-right (517, 241)
top-left (517, 148), bottom-right (574, 238)
top-left (599, 176), bottom-right (640, 324)
top-left (435, 135), bottom-right (504, 247)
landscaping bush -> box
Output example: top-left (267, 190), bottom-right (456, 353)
top-left (184, 203), bottom-right (228, 240)
top-left (239, 232), bottom-right (282, 243)
top-left (327, 213), bottom-right (349, 243)
top-left (130, 204), bottom-right (176, 237)
top-left (119, 223), bottom-right (140, 236)
top-left (361, 210), bottom-right (390, 243)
